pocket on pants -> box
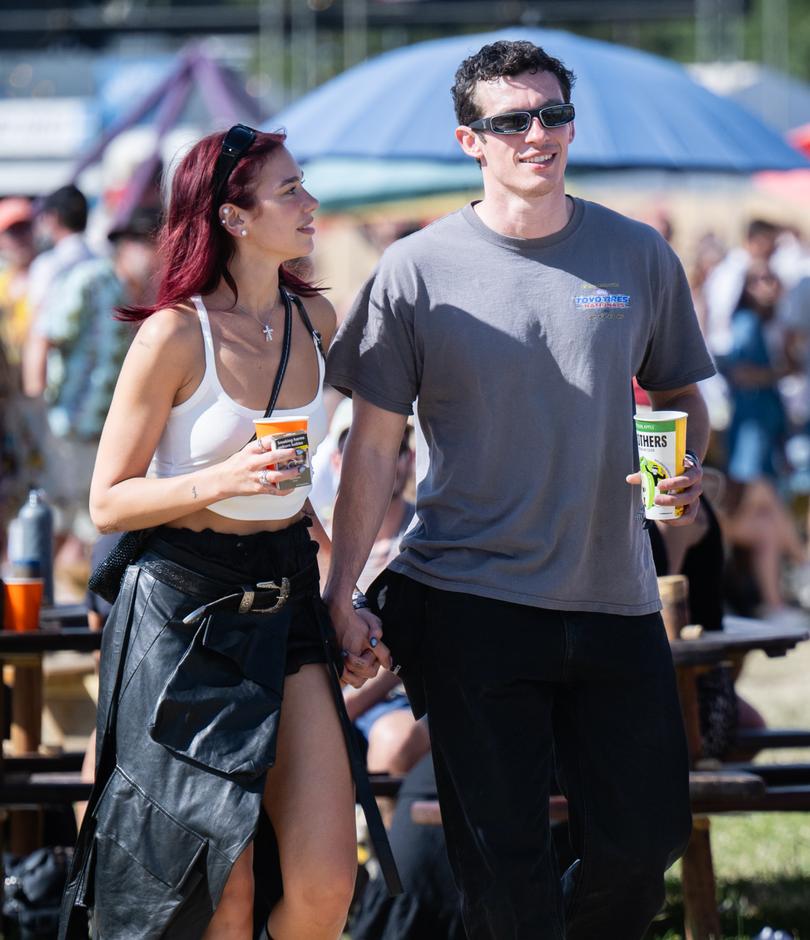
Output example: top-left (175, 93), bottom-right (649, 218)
top-left (93, 767), bottom-right (206, 939)
top-left (149, 610), bottom-right (290, 779)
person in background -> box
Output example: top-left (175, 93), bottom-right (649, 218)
top-left (689, 232), bottom-right (726, 339)
top-left (22, 185), bottom-right (95, 398)
top-left (721, 261), bottom-right (809, 619)
top-left (704, 219), bottom-right (781, 359)
top-left (32, 208), bottom-right (158, 582)
top-left (0, 197), bottom-right (36, 360)
top-left (0, 197), bottom-right (38, 527)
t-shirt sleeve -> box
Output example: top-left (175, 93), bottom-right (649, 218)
top-left (326, 253), bottom-right (420, 415)
top-left (636, 238), bottom-right (716, 390)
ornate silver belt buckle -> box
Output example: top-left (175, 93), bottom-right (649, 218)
top-left (253, 577), bottom-right (291, 613)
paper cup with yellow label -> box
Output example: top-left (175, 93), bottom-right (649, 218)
top-left (633, 411), bottom-right (687, 520)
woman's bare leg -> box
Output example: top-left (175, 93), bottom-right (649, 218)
top-left (201, 843), bottom-right (255, 939)
top-left (264, 663), bottom-right (357, 940)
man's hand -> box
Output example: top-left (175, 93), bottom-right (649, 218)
top-left (626, 452), bottom-right (703, 526)
top-left (329, 602), bottom-right (392, 688)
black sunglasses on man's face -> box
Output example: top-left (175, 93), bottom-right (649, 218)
top-left (212, 124), bottom-right (257, 201)
top-left (469, 103), bottom-right (575, 135)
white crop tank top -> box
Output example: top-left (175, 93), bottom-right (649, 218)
top-left (152, 295), bottom-right (329, 521)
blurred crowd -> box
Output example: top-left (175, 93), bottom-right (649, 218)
top-left (0, 186), bottom-right (160, 586)
top-left (684, 213), bottom-right (810, 622)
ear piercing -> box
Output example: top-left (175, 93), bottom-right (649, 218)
top-left (241, 228), bottom-right (248, 237)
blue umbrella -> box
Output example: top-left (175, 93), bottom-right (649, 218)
top-left (269, 27), bottom-right (808, 176)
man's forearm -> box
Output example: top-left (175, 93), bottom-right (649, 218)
top-left (323, 435), bottom-right (399, 604)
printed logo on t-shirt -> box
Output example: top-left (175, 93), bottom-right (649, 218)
top-left (574, 282), bottom-right (630, 319)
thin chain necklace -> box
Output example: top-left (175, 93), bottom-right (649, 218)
top-left (230, 293), bottom-right (281, 342)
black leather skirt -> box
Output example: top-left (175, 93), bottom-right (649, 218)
top-left (60, 521), bottom-right (345, 939)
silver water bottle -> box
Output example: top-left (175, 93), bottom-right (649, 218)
top-left (15, 489), bottom-right (54, 604)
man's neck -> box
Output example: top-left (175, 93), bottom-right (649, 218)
top-left (474, 191), bottom-right (572, 241)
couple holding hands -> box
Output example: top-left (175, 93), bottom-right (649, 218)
top-left (61, 37), bottom-right (712, 940)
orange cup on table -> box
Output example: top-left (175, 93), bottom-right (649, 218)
top-left (253, 415), bottom-right (311, 491)
top-left (3, 578), bottom-right (44, 632)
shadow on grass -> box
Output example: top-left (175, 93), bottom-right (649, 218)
top-left (645, 875), bottom-right (810, 939)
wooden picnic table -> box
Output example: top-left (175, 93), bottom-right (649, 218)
top-left (0, 606), bottom-right (101, 855)
top-left (670, 614), bottom-right (809, 940)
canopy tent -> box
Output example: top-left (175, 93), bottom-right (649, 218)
top-left (270, 27), bottom-right (809, 208)
top-left (70, 45), bottom-right (264, 227)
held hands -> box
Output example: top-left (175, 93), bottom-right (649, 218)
top-left (218, 436), bottom-right (306, 497)
top-left (625, 452), bottom-right (703, 526)
top-left (328, 602), bottom-right (392, 689)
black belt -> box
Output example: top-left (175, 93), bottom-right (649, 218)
top-left (140, 554), bottom-right (319, 625)
top-left (142, 549), bottom-right (404, 897)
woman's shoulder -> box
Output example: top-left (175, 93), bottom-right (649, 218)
top-left (134, 302), bottom-right (201, 352)
top-left (128, 303), bottom-right (204, 384)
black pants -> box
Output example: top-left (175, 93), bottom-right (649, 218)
top-left (421, 587), bottom-right (692, 940)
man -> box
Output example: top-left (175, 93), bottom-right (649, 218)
top-left (22, 184), bottom-right (95, 398)
top-left (34, 207), bottom-right (158, 566)
top-left (703, 218), bottom-right (780, 358)
top-left (325, 40), bottom-right (714, 939)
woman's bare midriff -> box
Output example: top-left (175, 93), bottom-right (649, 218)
top-left (165, 506), bottom-right (305, 534)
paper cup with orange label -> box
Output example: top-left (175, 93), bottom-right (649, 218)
top-left (633, 411), bottom-right (687, 520)
top-left (254, 416), bottom-right (310, 492)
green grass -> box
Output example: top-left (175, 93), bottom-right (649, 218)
top-left (646, 639), bottom-right (810, 939)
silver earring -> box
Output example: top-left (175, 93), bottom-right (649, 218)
top-left (240, 228), bottom-right (248, 237)
top-left (220, 219), bottom-right (227, 225)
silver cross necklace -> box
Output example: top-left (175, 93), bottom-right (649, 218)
top-left (230, 294), bottom-right (280, 342)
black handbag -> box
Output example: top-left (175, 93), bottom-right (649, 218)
top-left (88, 288), bottom-right (304, 605)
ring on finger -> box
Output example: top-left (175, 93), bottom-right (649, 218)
top-left (258, 468), bottom-right (271, 487)
top-left (256, 437), bottom-right (269, 453)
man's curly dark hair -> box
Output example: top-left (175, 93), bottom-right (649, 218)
top-left (452, 40), bottom-right (576, 127)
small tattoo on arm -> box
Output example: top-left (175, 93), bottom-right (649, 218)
top-left (137, 339), bottom-right (151, 349)
top-left (192, 485), bottom-right (198, 500)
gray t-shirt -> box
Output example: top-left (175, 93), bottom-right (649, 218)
top-left (327, 198), bottom-right (716, 615)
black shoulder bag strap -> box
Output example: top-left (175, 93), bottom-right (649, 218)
top-left (319, 630), bottom-right (404, 896)
top-left (285, 289), bottom-right (324, 357)
top-left (249, 287), bottom-right (294, 442)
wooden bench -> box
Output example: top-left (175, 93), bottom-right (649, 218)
top-left (0, 772), bottom-right (91, 809)
top-left (731, 728), bottom-right (810, 751)
top-left (408, 769), bottom-right (771, 827)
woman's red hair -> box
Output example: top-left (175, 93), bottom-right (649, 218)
top-left (117, 128), bottom-right (321, 321)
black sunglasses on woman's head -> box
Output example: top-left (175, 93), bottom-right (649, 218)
top-left (212, 124), bottom-right (257, 202)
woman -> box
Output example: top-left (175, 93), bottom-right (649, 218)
top-left (59, 125), bottom-right (392, 940)
top-left (721, 260), bottom-right (808, 616)
top-left (724, 260), bottom-right (788, 485)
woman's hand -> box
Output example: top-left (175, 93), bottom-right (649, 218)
top-left (215, 436), bottom-right (307, 498)
top-left (329, 603), bottom-right (392, 689)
